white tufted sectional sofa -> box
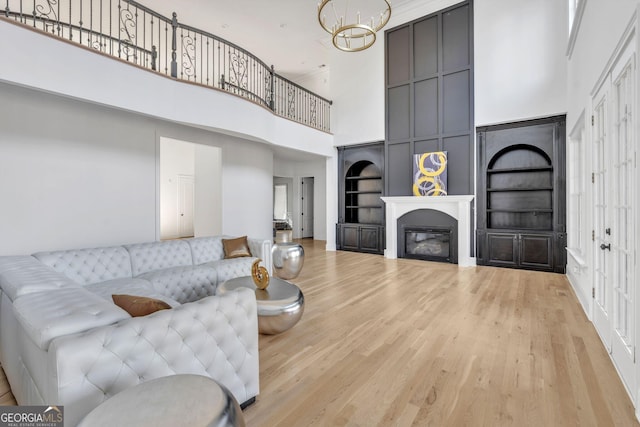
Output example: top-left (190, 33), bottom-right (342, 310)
top-left (0, 235), bottom-right (271, 426)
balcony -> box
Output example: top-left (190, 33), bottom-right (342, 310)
top-left (2, 0), bottom-right (332, 132)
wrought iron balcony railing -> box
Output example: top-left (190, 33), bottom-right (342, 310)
top-left (3, 0), bottom-right (332, 132)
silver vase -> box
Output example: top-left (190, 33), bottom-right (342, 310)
top-left (272, 242), bottom-right (304, 280)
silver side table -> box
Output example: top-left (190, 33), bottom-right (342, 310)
top-left (218, 276), bottom-right (304, 334)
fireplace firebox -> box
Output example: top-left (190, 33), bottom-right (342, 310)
top-left (396, 209), bottom-right (459, 264)
top-left (403, 227), bottom-right (454, 263)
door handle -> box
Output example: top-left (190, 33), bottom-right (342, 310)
top-left (600, 243), bottom-right (611, 251)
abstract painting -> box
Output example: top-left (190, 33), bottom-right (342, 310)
top-left (413, 151), bottom-right (448, 196)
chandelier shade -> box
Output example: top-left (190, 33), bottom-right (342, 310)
top-left (317, 0), bottom-right (392, 52)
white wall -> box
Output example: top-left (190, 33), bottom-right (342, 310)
top-left (194, 144), bottom-right (222, 237)
top-left (0, 82), bottom-right (156, 254)
top-left (325, 153), bottom-right (338, 250)
top-left (220, 142), bottom-right (274, 241)
top-left (330, 42), bottom-right (386, 146)
top-left (0, 82), bottom-right (273, 255)
top-left (290, 67), bottom-right (331, 100)
top-left (474, 0), bottom-right (568, 125)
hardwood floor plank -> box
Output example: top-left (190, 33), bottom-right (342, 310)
top-left (244, 240), bottom-right (638, 426)
top-left (0, 239), bottom-right (637, 426)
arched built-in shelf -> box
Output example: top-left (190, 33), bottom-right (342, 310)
top-left (345, 161), bottom-right (384, 224)
top-left (476, 117), bottom-right (566, 273)
top-left (486, 145), bottom-right (554, 231)
top-left (337, 142), bottom-right (385, 254)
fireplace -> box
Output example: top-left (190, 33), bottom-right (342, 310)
top-left (398, 208), bottom-right (458, 263)
top-left (403, 227), bottom-right (455, 263)
top-left (381, 195), bottom-right (475, 267)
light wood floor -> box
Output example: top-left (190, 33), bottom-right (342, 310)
top-left (1, 239), bottom-right (638, 426)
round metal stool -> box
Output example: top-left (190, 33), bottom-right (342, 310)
top-left (77, 374), bottom-right (245, 427)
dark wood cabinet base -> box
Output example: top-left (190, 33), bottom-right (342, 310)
top-left (336, 223), bottom-right (385, 255)
top-left (478, 230), bottom-right (566, 273)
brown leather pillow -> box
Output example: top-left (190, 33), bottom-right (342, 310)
top-left (222, 236), bottom-right (252, 259)
top-left (112, 294), bottom-right (171, 317)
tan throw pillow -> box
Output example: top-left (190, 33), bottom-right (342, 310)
top-left (222, 236), bottom-right (252, 259)
top-left (112, 294), bottom-right (171, 317)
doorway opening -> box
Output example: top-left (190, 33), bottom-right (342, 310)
top-left (159, 137), bottom-right (222, 240)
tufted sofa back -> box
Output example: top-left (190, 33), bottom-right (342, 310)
top-left (186, 236), bottom-right (225, 265)
top-left (33, 247), bottom-right (133, 286)
top-left (125, 240), bottom-right (193, 276)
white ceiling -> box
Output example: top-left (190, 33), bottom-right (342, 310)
top-left (143, 0), bottom-right (421, 82)
top-left (145, 0), bottom-right (332, 82)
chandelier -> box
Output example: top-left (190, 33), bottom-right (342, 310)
top-left (317, 0), bottom-right (392, 52)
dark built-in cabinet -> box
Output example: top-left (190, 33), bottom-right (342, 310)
top-left (476, 116), bottom-right (566, 273)
top-left (336, 142), bottom-right (385, 254)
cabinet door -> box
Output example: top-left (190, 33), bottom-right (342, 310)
top-left (359, 226), bottom-right (381, 253)
top-left (339, 224), bottom-right (360, 251)
top-left (486, 232), bottom-right (518, 267)
top-left (519, 233), bottom-right (553, 271)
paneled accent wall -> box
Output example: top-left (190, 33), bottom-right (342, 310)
top-left (385, 0), bottom-right (474, 196)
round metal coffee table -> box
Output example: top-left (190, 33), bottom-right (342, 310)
top-left (218, 276), bottom-right (304, 334)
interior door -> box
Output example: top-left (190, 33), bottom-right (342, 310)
top-left (177, 174), bottom-right (195, 238)
top-left (592, 42), bottom-right (636, 394)
top-left (301, 177), bottom-right (314, 238)
top-left (592, 82), bottom-right (611, 349)
top-left (609, 47), bottom-right (635, 391)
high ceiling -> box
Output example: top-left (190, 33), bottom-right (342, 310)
top-left (143, 0), bottom-right (420, 82)
top-left (144, 0), bottom-right (333, 82)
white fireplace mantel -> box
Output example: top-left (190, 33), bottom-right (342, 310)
top-left (381, 195), bottom-right (475, 267)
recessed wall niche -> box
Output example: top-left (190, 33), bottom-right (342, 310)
top-left (336, 142), bottom-right (385, 254)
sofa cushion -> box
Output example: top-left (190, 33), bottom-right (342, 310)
top-left (12, 288), bottom-right (130, 350)
top-left (84, 278), bottom-right (180, 308)
top-left (33, 246), bottom-right (133, 286)
top-left (112, 295), bottom-right (171, 317)
top-left (185, 236), bottom-right (225, 265)
top-left (222, 236), bottom-right (252, 259)
top-left (125, 241), bottom-right (193, 276)
top-left (0, 256), bottom-right (80, 301)
top-left (137, 265), bottom-right (218, 304)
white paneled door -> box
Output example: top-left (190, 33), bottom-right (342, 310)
top-left (178, 174), bottom-right (195, 238)
top-left (592, 82), bottom-right (611, 350)
top-left (591, 40), bottom-right (636, 396)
